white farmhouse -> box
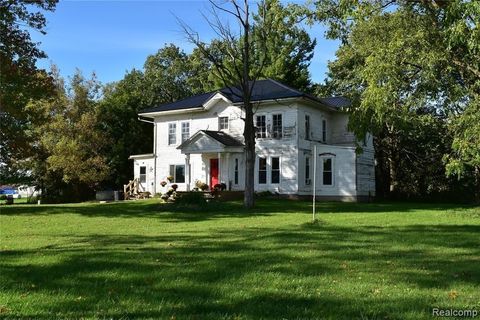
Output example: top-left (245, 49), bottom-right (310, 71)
top-left (129, 79), bottom-right (375, 201)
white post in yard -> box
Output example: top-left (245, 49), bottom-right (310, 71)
top-left (313, 144), bottom-right (317, 222)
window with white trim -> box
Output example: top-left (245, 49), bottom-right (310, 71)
top-left (322, 158), bottom-right (333, 185)
top-left (169, 164), bottom-right (185, 183)
top-left (168, 123), bottom-right (176, 145)
top-left (258, 157), bottom-right (267, 184)
top-left (181, 122), bottom-right (190, 143)
top-left (271, 157), bottom-right (280, 184)
top-left (140, 166), bottom-right (146, 183)
top-left (272, 114), bottom-right (282, 139)
top-left (219, 117), bottom-right (229, 130)
top-left (256, 115), bottom-right (267, 138)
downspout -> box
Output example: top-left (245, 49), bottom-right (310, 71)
top-left (138, 116), bottom-right (157, 195)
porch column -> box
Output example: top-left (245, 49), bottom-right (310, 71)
top-left (218, 152), bottom-right (221, 184)
top-left (226, 153), bottom-right (230, 190)
top-left (185, 153), bottom-right (191, 191)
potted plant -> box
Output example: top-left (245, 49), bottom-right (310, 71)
top-left (166, 175), bottom-right (174, 183)
top-left (160, 181), bottom-right (167, 187)
top-left (171, 184), bottom-right (178, 191)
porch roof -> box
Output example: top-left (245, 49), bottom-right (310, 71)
top-left (177, 130), bottom-right (244, 154)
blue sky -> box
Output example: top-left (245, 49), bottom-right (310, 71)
top-left (32, 1), bottom-right (339, 85)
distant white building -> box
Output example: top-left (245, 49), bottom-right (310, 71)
top-left (18, 185), bottom-right (40, 198)
top-left (129, 79), bottom-right (375, 201)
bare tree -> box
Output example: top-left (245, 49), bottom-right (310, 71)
top-left (178, 0), bottom-right (269, 208)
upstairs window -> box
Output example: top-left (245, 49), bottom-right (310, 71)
top-left (219, 117), bottom-right (229, 130)
top-left (168, 123), bottom-right (176, 145)
top-left (140, 166), bottom-right (146, 183)
top-left (305, 115), bottom-right (310, 140)
top-left (256, 115), bottom-right (267, 138)
top-left (322, 158), bottom-right (333, 185)
top-left (322, 119), bottom-right (327, 142)
top-left (169, 164), bottom-right (185, 183)
top-left (181, 122), bottom-right (190, 143)
top-left (271, 157), bottom-right (280, 184)
top-left (272, 114), bottom-right (282, 139)
top-left (258, 157), bottom-right (267, 184)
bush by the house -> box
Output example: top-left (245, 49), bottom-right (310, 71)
top-left (174, 191), bottom-right (207, 209)
top-left (213, 183), bottom-right (227, 191)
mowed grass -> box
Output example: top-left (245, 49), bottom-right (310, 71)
top-left (0, 199), bottom-right (479, 319)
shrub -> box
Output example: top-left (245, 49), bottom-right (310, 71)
top-left (255, 191), bottom-right (274, 198)
top-left (174, 191), bottom-right (207, 208)
top-left (0, 195), bottom-right (6, 200)
top-left (213, 183), bottom-right (227, 191)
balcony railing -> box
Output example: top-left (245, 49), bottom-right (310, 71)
top-left (255, 125), bottom-right (295, 139)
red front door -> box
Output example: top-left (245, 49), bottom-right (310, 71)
top-left (210, 158), bottom-right (219, 188)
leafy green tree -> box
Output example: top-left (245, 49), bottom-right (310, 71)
top-left (0, 0), bottom-right (57, 184)
top-left (143, 44), bottom-right (196, 106)
top-left (97, 70), bottom-right (153, 188)
top-left (312, 0), bottom-right (480, 200)
top-left (26, 70), bottom-right (109, 201)
top-left (253, 0), bottom-right (316, 92)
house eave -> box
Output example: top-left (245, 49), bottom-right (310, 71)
top-left (138, 107), bottom-right (205, 118)
top-left (231, 96), bottom-right (341, 112)
top-left (128, 153), bottom-right (155, 160)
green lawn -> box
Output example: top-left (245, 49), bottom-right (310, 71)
top-left (0, 199), bottom-right (479, 319)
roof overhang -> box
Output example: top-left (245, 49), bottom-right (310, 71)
top-left (128, 153), bottom-right (155, 160)
top-left (138, 107), bottom-right (204, 118)
top-left (138, 92), bottom-right (232, 118)
top-left (230, 96), bottom-right (341, 112)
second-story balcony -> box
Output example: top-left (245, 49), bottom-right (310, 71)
top-left (255, 125), bottom-right (296, 140)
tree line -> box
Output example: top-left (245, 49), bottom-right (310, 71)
top-left (1, 0), bottom-right (478, 203)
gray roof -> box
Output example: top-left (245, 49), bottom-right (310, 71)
top-left (140, 79), bottom-right (350, 114)
top-left (318, 97), bottom-right (351, 109)
top-left (201, 130), bottom-right (244, 147)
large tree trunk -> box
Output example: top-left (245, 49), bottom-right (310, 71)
top-left (242, 1), bottom-right (255, 209)
top-left (386, 127), bottom-right (400, 198)
top-left (243, 103), bottom-right (255, 208)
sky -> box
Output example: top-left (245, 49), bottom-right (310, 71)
top-left (31, 0), bottom-right (340, 86)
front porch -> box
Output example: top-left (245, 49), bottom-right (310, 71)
top-left (177, 130), bottom-right (244, 191)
